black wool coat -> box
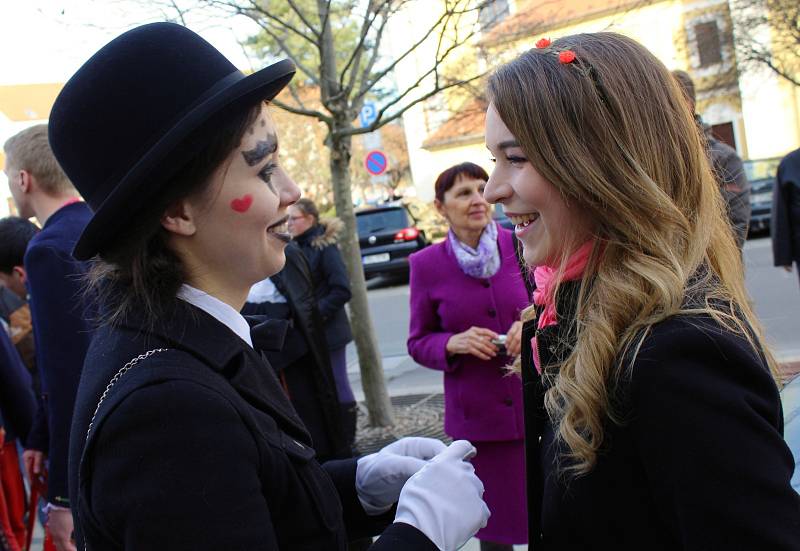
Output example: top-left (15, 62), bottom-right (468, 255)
top-left (522, 282), bottom-right (800, 550)
top-left (267, 242), bottom-right (350, 461)
top-left (294, 219), bottom-right (353, 350)
top-left (772, 148), bottom-right (800, 266)
top-left (68, 301), bottom-right (435, 550)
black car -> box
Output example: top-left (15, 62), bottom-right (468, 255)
top-left (744, 157), bottom-right (782, 234)
top-left (356, 204), bottom-right (429, 279)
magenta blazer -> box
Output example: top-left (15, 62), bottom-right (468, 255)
top-left (407, 225), bottom-right (529, 441)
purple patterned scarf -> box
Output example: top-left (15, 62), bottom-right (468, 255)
top-left (448, 222), bottom-right (500, 279)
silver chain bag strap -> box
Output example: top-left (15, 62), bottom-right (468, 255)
top-left (86, 348), bottom-right (170, 438)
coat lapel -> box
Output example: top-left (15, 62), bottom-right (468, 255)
top-left (124, 303), bottom-right (311, 443)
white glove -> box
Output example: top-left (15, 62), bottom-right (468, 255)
top-left (394, 440), bottom-right (490, 551)
top-left (356, 437), bottom-right (447, 515)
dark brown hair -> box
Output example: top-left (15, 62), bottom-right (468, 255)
top-left (292, 197), bottom-right (320, 223)
top-left (434, 162), bottom-right (489, 203)
top-left (86, 102), bottom-right (263, 327)
top-left (0, 217), bottom-right (39, 274)
top-left (671, 70), bottom-right (696, 109)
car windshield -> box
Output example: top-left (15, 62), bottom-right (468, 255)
top-left (357, 208), bottom-right (409, 235)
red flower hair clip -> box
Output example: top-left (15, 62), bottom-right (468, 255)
top-left (559, 50), bottom-right (576, 64)
top-left (535, 37), bottom-right (551, 48)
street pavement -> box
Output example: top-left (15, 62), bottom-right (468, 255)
top-left (347, 235), bottom-right (800, 400)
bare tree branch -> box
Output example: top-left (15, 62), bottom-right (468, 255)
top-left (286, 0), bottom-right (321, 38)
top-left (272, 97), bottom-right (333, 124)
top-left (353, 0), bottom-right (480, 101)
top-left (341, 70), bottom-right (488, 138)
top-left (251, 19), bottom-right (322, 85)
top-left (338, 0), bottom-right (388, 89)
top-left (209, 0), bottom-right (318, 46)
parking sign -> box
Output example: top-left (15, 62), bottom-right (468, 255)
top-left (359, 101), bottom-right (378, 128)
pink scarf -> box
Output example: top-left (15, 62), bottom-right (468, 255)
top-left (531, 241), bottom-right (594, 374)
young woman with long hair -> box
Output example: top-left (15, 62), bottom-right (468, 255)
top-left (484, 32), bottom-right (800, 549)
top-left (48, 22), bottom-right (488, 551)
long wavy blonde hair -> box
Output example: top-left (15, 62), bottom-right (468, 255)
top-left (488, 32), bottom-right (779, 476)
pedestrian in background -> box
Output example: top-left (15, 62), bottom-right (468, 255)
top-left (244, 241), bottom-right (351, 462)
top-left (772, 147), bottom-right (800, 281)
top-left (407, 162), bottom-right (529, 550)
top-left (0, 327), bottom-right (36, 551)
top-left (288, 198), bottom-right (359, 451)
top-left (4, 125), bottom-right (94, 551)
top-left (51, 22), bottom-right (488, 551)
top-left (485, 32), bottom-right (799, 549)
top-left (0, 217), bottom-right (39, 374)
top-left (672, 70), bottom-right (751, 249)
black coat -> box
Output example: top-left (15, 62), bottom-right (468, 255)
top-left (0, 327), bottom-right (35, 445)
top-left (294, 219), bottom-right (353, 350)
top-left (772, 148), bottom-right (800, 266)
top-left (245, 242), bottom-right (350, 461)
top-left (707, 135), bottom-right (751, 248)
top-left (68, 301), bottom-right (435, 550)
top-left (522, 282), bottom-right (800, 550)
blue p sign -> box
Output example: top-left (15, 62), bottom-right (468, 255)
top-left (359, 102), bottom-right (378, 128)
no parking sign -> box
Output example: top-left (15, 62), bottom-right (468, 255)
top-left (364, 150), bottom-right (388, 176)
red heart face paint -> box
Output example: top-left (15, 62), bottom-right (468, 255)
top-left (230, 194), bottom-right (253, 213)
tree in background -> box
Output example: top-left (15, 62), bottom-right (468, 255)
top-left (731, 0), bottom-right (799, 86)
top-left (150, 0), bottom-right (490, 426)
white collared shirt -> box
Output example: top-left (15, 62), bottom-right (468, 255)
top-left (247, 277), bottom-right (287, 304)
top-left (177, 284), bottom-right (253, 348)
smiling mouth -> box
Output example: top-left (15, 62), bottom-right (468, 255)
top-left (267, 216), bottom-right (291, 243)
top-left (507, 212), bottom-right (539, 228)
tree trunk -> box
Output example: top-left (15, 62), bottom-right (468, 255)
top-left (329, 127), bottom-right (395, 427)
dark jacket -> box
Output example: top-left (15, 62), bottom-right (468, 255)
top-left (245, 242), bottom-right (350, 461)
top-left (294, 218), bottom-right (353, 349)
top-left (772, 148), bottom-right (800, 266)
top-left (522, 281), bottom-right (800, 549)
top-left (68, 301), bottom-right (435, 550)
top-left (707, 134), bottom-right (751, 248)
top-left (24, 201), bottom-right (93, 505)
top-left (0, 327), bottom-right (35, 445)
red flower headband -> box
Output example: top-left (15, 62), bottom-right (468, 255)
top-left (535, 37), bottom-right (577, 65)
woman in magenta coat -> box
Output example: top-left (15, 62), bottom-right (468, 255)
top-left (407, 162), bottom-right (529, 550)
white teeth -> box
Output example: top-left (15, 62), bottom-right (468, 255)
top-left (508, 213), bottom-right (539, 226)
top-left (268, 221), bottom-right (288, 234)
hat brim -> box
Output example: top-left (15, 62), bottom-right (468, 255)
top-left (73, 58), bottom-right (296, 260)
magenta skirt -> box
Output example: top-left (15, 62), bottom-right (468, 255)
top-left (471, 439), bottom-right (528, 544)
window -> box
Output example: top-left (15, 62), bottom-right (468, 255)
top-left (695, 21), bottom-right (723, 67)
top-left (479, 0), bottom-right (510, 31)
top-left (356, 208), bottom-right (410, 234)
top-left (710, 122), bottom-right (736, 151)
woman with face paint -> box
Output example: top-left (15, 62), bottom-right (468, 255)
top-left (50, 23), bottom-right (489, 551)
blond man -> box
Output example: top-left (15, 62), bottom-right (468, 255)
top-left (4, 124), bottom-right (94, 551)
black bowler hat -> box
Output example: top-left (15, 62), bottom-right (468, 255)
top-left (48, 22), bottom-right (295, 260)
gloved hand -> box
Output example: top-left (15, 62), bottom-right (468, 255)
top-left (356, 437), bottom-right (447, 514)
top-left (394, 440), bottom-right (490, 550)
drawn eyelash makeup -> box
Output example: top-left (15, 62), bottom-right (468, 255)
top-left (259, 163), bottom-right (277, 193)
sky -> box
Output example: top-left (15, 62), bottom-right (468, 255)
top-left (0, 0), bottom-right (259, 85)
top-left (0, 0), bottom-right (266, 216)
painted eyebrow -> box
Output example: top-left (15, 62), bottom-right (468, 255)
top-left (241, 133), bottom-right (278, 166)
